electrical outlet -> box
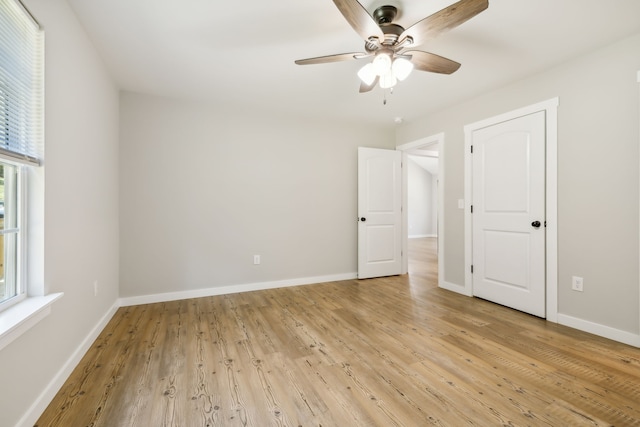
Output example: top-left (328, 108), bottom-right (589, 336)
top-left (253, 255), bottom-right (261, 265)
top-left (93, 280), bottom-right (99, 296)
top-left (571, 276), bottom-right (583, 292)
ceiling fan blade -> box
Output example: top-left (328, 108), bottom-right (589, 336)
top-left (406, 51), bottom-right (461, 74)
top-left (359, 77), bottom-right (378, 93)
top-left (295, 52), bottom-right (368, 65)
top-left (400, 0), bottom-right (488, 47)
top-left (333, 0), bottom-right (385, 42)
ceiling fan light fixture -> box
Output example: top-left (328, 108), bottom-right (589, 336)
top-left (295, 0), bottom-right (489, 97)
top-left (379, 72), bottom-right (397, 89)
top-left (357, 63), bottom-right (377, 85)
top-left (372, 52), bottom-right (392, 76)
top-left (392, 57), bottom-right (414, 81)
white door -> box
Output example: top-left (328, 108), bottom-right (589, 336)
top-left (472, 111), bottom-right (546, 317)
top-left (358, 147), bottom-right (402, 279)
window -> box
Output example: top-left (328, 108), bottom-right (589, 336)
top-left (0, 0), bottom-right (43, 312)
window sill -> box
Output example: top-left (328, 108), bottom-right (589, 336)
top-left (0, 293), bottom-right (64, 352)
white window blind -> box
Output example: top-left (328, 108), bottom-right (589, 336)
top-left (0, 0), bottom-right (43, 165)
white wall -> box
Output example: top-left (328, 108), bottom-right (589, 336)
top-left (407, 158), bottom-right (435, 238)
top-left (397, 32), bottom-right (640, 337)
top-left (119, 92), bottom-right (395, 299)
top-left (0, 1), bottom-right (120, 426)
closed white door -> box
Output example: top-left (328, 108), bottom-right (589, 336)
top-left (358, 147), bottom-right (402, 279)
top-left (472, 111), bottom-right (546, 317)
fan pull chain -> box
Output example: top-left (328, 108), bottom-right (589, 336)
top-left (383, 87), bottom-right (394, 105)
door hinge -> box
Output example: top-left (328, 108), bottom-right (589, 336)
top-left (470, 145), bottom-right (473, 154)
top-left (470, 205), bottom-right (473, 214)
top-left (471, 265), bottom-right (474, 274)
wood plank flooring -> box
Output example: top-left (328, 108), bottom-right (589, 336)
top-left (36, 238), bottom-right (640, 426)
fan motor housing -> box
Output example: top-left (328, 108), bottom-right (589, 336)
top-left (373, 6), bottom-right (404, 45)
top-left (373, 5), bottom-right (398, 24)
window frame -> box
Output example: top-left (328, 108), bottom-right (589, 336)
top-left (0, 159), bottom-right (26, 312)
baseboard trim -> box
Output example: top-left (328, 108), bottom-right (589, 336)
top-left (557, 313), bottom-right (640, 348)
top-left (408, 234), bottom-right (436, 239)
top-left (17, 301), bottom-right (120, 427)
top-left (118, 272), bottom-right (359, 307)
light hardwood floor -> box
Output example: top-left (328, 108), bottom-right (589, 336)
top-left (36, 238), bottom-right (640, 426)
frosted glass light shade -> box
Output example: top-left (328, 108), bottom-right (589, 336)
top-left (357, 63), bottom-right (376, 85)
top-left (379, 72), bottom-right (397, 89)
top-left (372, 53), bottom-right (392, 76)
top-left (392, 58), bottom-right (414, 81)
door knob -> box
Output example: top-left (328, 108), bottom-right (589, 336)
top-left (360, 217), bottom-right (367, 222)
top-left (531, 220), bottom-right (541, 228)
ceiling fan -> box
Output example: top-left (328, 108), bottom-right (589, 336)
top-left (295, 0), bottom-right (488, 92)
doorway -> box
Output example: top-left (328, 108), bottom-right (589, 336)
top-left (407, 155), bottom-right (438, 279)
top-left (407, 155), bottom-right (438, 239)
top-left (397, 133), bottom-right (444, 285)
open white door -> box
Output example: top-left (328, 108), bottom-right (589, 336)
top-left (471, 111), bottom-right (546, 317)
top-left (358, 147), bottom-right (402, 279)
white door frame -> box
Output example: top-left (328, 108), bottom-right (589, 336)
top-left (396, 133), bottom-right (445, 282)
top-left (464, 98), bottom-right (559, 322)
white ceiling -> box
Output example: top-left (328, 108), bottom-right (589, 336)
top-left (66, 0), bottom-right (640, 129)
